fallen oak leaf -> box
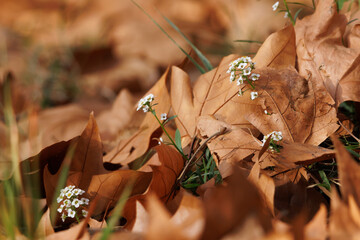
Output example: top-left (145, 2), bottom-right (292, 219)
top-left (295, 0), bottom-right (360, 106)
top-left (244, 67), bottom-right (339, 146)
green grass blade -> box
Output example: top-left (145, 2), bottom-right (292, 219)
top-left (130, 0), bottom-right (206, 74)
top-left (175, 129), bottom-right (183, 154)
top-left (99, 182), bottom-right (134, 240)
top-left (50, 143), bottom-right (77, 226)
top-left (234, 40), bottom-right (263, 44)
top-left (160, 14), bottom-right (213, 71)
top-left (294, 8), bottom-right (303, 22)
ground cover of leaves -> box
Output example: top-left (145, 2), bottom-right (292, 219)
top-left (1, 0), bottom-right (360, 239)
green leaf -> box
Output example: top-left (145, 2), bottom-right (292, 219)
top-left (294, 8), bottom-right (303, 22)
top-left (319, 170), bottom-right (331, 191)
top-left (175, 129), bottom-right (183, 153)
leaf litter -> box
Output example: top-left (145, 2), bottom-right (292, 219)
top-left (1, 0), bottom-right (360, 239)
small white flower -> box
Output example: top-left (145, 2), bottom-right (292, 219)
top-left (250, 73), bottom-right (260, 81)
top-left (63, 199), bottom-right (71, 207)
top-left (160, 113), bottom-right (167, 120)
top-left (57, 196), bottom-right (63, 203)
top-left (137, 94), bottom-right (155, 112)
top-left (65, 191), bottom-right (73, 199)
top-left (61, 213), bottom-right (67, 222)
top-left (250, 91), bottom-right (258, 100)
top-left (243, 56), bottom-right (252, 63)
top-left (68, 209), bottom-right (76, 218)
top-left (236, 75), bottom-right (244, 85)
top-left (238, 62), bottom-right (247, 69)
top-left (238, 90), bottom-right (243, 96)
top-left (79, 190), bottom-right (85, 195)
top-left (243, 67), bottom-right (252, 76)
top-left (264, 110), bottom-right (268, 115)
top-left (262, 131), bottom-right (283, 146)
top-left (72, 188), bottom-right (81, 195)
top-left (57, 204), bottom-right (64, 213)
top-left (284, 12), bottom-right (289, 18)
top-left (81, 198), bottom-right (89, 205)
top-left (272, 1), bottom-right (279, 11)
top-left (82, 210), bottom-right (88, 217)
top-left (72, 198), bottom-right (81, 208)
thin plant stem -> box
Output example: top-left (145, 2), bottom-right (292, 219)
top-left (150, 109), bottom-right (188, 160)
top-left (283, 0), bottom-right (296, 25)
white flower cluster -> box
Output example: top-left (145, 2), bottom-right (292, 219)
top-left (227, 56), bottom-right (260, 100)
top-left (57, 185), bottom-right (89, 222)
top-left (261, 131), bottom-right (283, 151)
top-left (137, 94), bottom-right (155, 112)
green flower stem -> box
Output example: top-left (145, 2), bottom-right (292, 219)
top-left (283, 0), bottom-right (295, 25)
top-left (150, 109), bottom-right (188, 161)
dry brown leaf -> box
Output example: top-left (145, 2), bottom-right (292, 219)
top-left (253, 25), bottom-right (296, 69)
top-left (245, 67), bottom-right (338, 146)
top-left (97, 89), bottom-right (137, 142)
top-left (197, 116), bottom-right (261, 166)
top-left (201, 166), bottom-right (272, 240)
top-left (329, 190), bottom-right (360, 239)
top-left (46, 221), bottom-right (90, 240)
top-left (304, 204), bottom-right (327, 240)
top-left (104, 69), bottom-right (171, 165)
top-left (171, 54), bottom-right (257, 147)
top-left (274, 178), bottom-right (327, 223)
top-left (347, 24), bottom-right (360, 51)
top-left (295, 0), bottom-right (360, 106)
top-left (256, 142), bottom-right (335, 169)
top-left (141, 144), bottom-right (184, 202)
top-left (331, 135), bottom-right (360, 205)
top-left (42, 113), bottom-right (152, 227)
top-left (145, 194), bottom-right (191, 240)
top-left (248, 162), bottom-right (275, 216)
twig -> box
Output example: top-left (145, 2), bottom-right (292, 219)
top-left (177, 128), bottom-right (227, 183)
top-left (165, 128), bottom-right (227, 203)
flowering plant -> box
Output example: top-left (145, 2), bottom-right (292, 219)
top-left (262, 131), bottom-right (283, 152)
top-left (56, 185), bottom-right (89, 222)
top-left (227, 56), bottom-right (260, 100)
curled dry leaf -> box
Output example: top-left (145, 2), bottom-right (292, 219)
top-left (295, 0), bottom-right (360, 106)
top-left (104, 69), bottom-right (171, 165)
top-left (140, 144), bottom-right (184, 202)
